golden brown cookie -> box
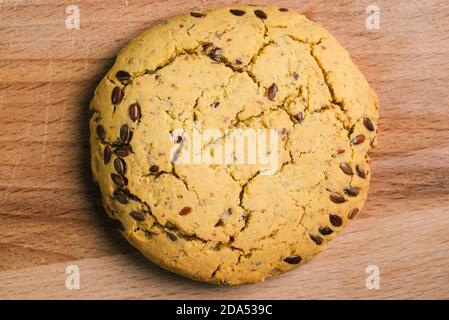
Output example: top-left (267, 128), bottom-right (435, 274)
top-left (90, 5), bottom-right (378, 285)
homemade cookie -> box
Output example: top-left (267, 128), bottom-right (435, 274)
top-left (90, 5), bottom-right (378, 285)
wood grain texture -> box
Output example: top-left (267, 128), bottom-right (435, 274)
top-left (1, 0), bottom-right (449, 299)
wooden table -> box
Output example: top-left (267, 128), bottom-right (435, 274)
top-left (1, 0), bottom-right (448, 299)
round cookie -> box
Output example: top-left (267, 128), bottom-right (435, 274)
top-left (90, 5), bottom-right (378, 285)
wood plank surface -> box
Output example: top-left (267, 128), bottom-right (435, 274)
top-left (1, 0), bottom-right (449, 299)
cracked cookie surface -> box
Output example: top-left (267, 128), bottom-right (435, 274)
top-left (90, 5), bottom-right (379, 285)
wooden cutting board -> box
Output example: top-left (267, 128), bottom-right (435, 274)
top-left (1, 0), bottom-right (448, 299)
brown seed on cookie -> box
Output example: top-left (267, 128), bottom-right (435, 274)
top-left (176, 135), bottom-right (183, 143)
top-left (111, 173), bottom-right (127, 187)
top-left (129, 103), bottom-right (141, 122)
top-left (114, 158), bottom-right (126, 176)
top-left (254, 9), bottom-right (267, 19)
top-left (230, 9), bottom-right (246, 16)
top-left (114, 145), bottom-right (132, 157)
top-left (351, 134), bottom-right (366, 145)
top-left (179, 206), bottom-right (192, 216)
top-left (113, 190), bottom-right (128, 204)
top-left (310, 234), bottom-right (323, 245)
top-left (356, 164), bottom-right (366, 178)
top-left (150, 165), bottom-right (159, 173)
top-left (344, 186), bottom-right (360, 197)
top-left (96, 125), bottom-right (106, 141)
top-left (103, 146), bottom-right (112, 164)
top-left (279, 7), bottom-right (289, 12)
top-left (120, 124), bottom-right (132, 144)
top-left (267, 83), bottom-right (278, 101)
top-left (339, 162), bottom-right (353, 175)
top-left (292, 71), bottom-right (299, 80)
top-left (210, 101), bottom-right (220, 108)
top-left (283, 255), bottom-right (301, 264)
top-left (235, 58), bottom-right (243, 65)
top-left (294, 112), bottom-right (304, 123)
top-left (363, 117), bottom-right (375, 131)
top-left (319, 226), bottom-right (333, 235)
top-left (111, 86), bottom-right (123, 105)
top-left (202, 42), bottom-right (214, 52)
top-left (329, 192), bottom-right (346, 203)
top-left (116, 70), bottom-right (131, 82)
top-left (348, 208), bottom-right (360, 219)
top-left (215, 219), bottom-right (224, 227)
top-left (210, 47), bottom-right (223, 62)
top-left (190, 12), bottom-right (205, 18)
top-left (329, 214), bottom-right (343, 227)
top-left (130, 211), bottom-right (146, 221)
top-left (166, 232), bottom-right (178, 241)
top-left (144, 230), bottom-right (158, 238)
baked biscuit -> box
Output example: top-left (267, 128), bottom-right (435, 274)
top-left (90, 5), bottom-right (378, 284)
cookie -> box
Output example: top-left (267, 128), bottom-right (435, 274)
top-left (90, 5), bottom-right (378, 285)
